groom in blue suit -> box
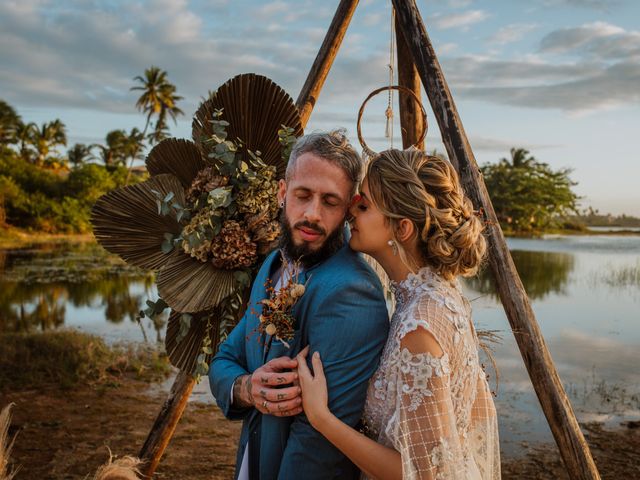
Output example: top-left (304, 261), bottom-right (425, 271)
top-left (209, 131), bottom-right (389, 479)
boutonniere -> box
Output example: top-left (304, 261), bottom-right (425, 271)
top-left (257, 257), bottom-right (308, 348)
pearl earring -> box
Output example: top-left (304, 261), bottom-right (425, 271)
top-left (387, 239), bottom-right (398, 256)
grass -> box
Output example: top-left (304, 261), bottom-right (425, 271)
top-left (0, 330), bottom-right (170, 391)
top-left (0, 226), bottom-right (94, 249)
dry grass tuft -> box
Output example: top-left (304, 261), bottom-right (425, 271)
top-left (0, 403), bottom-right (19, 480)
top-left (92, 451), bottom-right (143, 480)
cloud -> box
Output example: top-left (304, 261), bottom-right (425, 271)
top-left (0, 0), bottom-right (332, 116)
top-left (539, 22), bottom-right (640, 60)
top-left (436, 21), bottom-right (640, 113)
top-left (255, 0), bottom-right (289, 18)
top-left (487, 23), bottom-right (539, 45)
top-left (431, 10), bottom-right (489, 30)
top-left (539, 0), bottom-right (624, 12)
top-left (363, 12), bottom-right (383, 27)
top-left (458, 66), bottom-right (639, 112)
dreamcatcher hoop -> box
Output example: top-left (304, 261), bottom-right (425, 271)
top-left (357, 85), bottom-right (428, 159)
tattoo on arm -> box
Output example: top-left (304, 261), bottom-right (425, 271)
top-left (233, 374), bottom-right (254, 409)
top-left (245, 374), bottom-right (254, 406)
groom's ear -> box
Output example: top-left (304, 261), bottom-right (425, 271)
top-left (277, 179), bottom-right (287, 205)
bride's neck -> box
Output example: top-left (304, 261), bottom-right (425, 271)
top-left (374, 253), bottom-right (414, 283)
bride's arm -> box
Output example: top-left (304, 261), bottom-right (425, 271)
top-left (297, 348), bottom-right (402, 480)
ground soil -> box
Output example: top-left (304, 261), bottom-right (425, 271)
top-left (2, 377), bottom-right (639, 479)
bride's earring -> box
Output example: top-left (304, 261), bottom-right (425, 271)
top-left (387, 239), bottom-right (398, 256)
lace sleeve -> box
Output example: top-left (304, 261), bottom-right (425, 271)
top-left (391, 327), bottom-right (467, 479)
top-left (469, 371), bottom-right (501, 479)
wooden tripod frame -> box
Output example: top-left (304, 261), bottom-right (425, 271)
top-left (138, 1), bottom-right (601, 478)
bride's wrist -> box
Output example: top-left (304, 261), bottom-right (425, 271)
top-left (310, 408), bottom-right (333, 432)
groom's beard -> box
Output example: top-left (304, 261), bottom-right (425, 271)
top-left (278, 207), bottom-right (344, 269)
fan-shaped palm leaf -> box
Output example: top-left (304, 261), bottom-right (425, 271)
top-left (92, 174), bottom-right (185, 270)
top-left (145, 138), bottom-right (206, 189)
top-left (192, 73), bottom-right (303, 179)
top-left (165, 310), bottom-right (220, 373)
top-left (156, 253), bottom-right (236, 313)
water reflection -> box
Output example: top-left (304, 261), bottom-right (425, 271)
top-left (2, 236), bottom-right (639, 456)
top-left (0, 243), bottom-right (164, 341)
top-left (465, 250), bottom-right (576, 300)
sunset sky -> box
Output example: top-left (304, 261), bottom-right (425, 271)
top-left (2, 0), bottom-right (639, 215)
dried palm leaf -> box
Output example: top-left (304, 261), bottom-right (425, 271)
top-left (156, 253), bottom-right (236, 313)
top-left (92, 174), bottom-right (185, 270)
top-left (145, 138), bottom-right (206, 189)
top-left (0, 403), bottom-right (19, 480)
top-left (165, 310), bottom-right (220, 373)
top-left (192, 73), bottom-right (303, 179)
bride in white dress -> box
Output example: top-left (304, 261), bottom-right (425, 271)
top-left (297, 149), bottom-right (500, 479)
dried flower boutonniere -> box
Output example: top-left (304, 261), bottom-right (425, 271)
top-left (257, 257), bottom-right (307, 348)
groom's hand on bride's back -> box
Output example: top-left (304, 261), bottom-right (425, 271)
top-left (232, 356), bottom-right (303, 417)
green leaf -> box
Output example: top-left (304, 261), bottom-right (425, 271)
top-left (161, 238), bottom-right (174, 254)
top-left (208, 187), bottom-right (232, 209)
top-left (176, 313), bottom-right (192, 344)
top-left (233, 270), bottom-right (251, 288)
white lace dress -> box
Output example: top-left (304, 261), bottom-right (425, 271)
top-left (362, 267), bottom-right (500, 479)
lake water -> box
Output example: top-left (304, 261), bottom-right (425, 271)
top-left (1, 235), bottom-right (639, 455)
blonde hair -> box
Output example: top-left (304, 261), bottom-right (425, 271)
top-left (366, 149), bottom-right (486, 279)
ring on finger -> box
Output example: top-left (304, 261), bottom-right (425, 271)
top-left (262, 400), bottom-right (268, 409)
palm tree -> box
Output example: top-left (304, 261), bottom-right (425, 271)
top-left (0, 100), bottom-right (22, 145)
top-left (15, 121), bottom-right (36, 162)
top-left (146, 118), bottom-right (171, 145)
top-left (30, 119), bottom-right (67, 167)
top-left (122, 128), bottom-right (146, 184)
top-left (505, 147), bottom-right (535, 168)
top-left (93, 129), bottom-right (128, 168)
top-left (131, 66), bottom-right (184, 142)
top-left (67, 143), bottom-right (93, 169)
top-left (129, 66), bottom-right (184, 185)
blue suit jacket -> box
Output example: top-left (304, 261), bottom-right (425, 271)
top-left (209, 242), bottom-right (389, 480)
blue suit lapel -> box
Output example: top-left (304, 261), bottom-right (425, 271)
top-left (244, 250), bottom-right (280, 368)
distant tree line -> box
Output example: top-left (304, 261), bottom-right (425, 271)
top-left (0, 66), bottom-right (183, 233)
top-left (480, 148), bottom-right (581, 234)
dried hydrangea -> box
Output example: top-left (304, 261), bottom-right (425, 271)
top-left (236, 165), bottom-right (279, 215)
top-left (181, 207), bottom-right (215, 262)
top-left (246, 208), bottom-right (281, 255)
top-left (210, 220), bottom-right (257, 269)
top-left (186, 166), bottom-right (228, 204)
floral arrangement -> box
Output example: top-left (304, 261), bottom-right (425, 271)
top-left (91, 74), bottom-right (303, 377)
top-left (175, 109), bottom-right (284, 271)
top-left (257, 258), bottom-right (307, 348)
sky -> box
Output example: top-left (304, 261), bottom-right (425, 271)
top-left (1, 0), bottom-right (639, 216)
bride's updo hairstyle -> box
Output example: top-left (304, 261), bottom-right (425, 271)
top-left (366, 149), bottom-right (486, 279)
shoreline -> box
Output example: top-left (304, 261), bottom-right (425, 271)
top-left (0, 227), bottom-right (95, 248)
top-left (1, 227), bottom-right (639, 250)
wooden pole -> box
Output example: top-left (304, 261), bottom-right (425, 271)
top-left (139, 370), bottom-right (195, 477)
top-left (296, 0), bottom-right (360, 127)
top-left (391, 1), bottom-right (600, 478)
top-left (395, 12), bottom-right (425, 150)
